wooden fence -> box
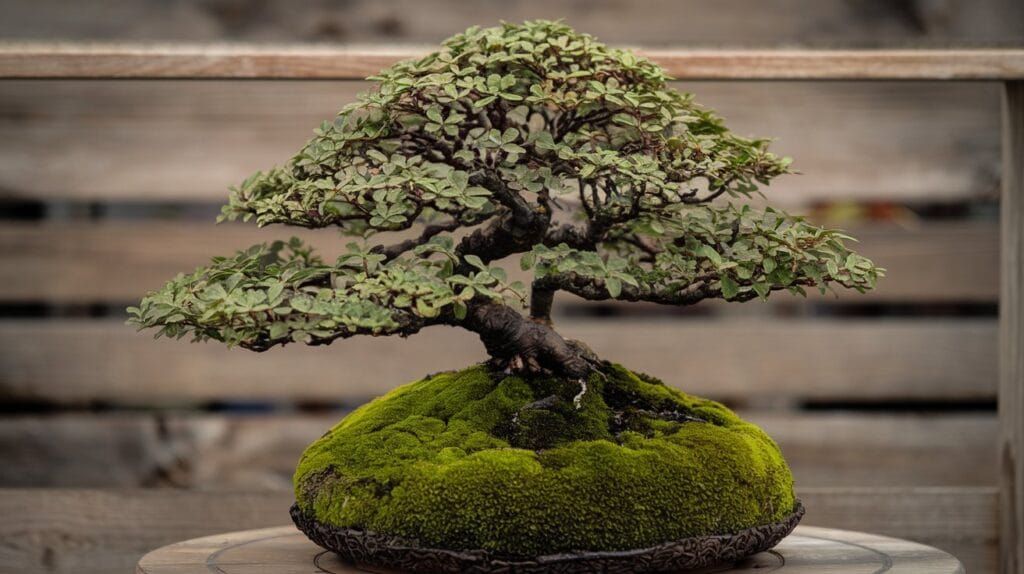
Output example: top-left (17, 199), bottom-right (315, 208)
top-left (0, 45), bottom-right (1020, 574)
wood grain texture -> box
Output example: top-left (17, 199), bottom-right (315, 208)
top-left (749, 413), bottom-right (998, 488)
top-left (0, 412), bottom-right (996, 489)
top-left (3, 0), bottom-right (1022, 48)
top-left (0, 81), bottom-right (1000, 203)
top-left (0, 318), bottom-right (996, 405)
top-left (1, 44), bottom-right (1023, 80)
top-left (0, 487), bottom-right (993, 574)
top-left (0, 489), bottom-right (295, 574)
top-left (799, 487), bottom-right (997, 574)
top-left (136, 524), bottom-right (965, 574)
top-left (0, 221), bottom-right (997, 303)
top-left (999, 80), bottom-right (1024, 574)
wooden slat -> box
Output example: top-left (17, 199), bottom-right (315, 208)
top-left (0, 489), bottom-right (295, 574)
top-left (0, 318), bottom-right (996, 405)
top-left (750, 413), bottom-right (997, 488)
top-left (999, 80), bottom-right (1024, 574)
top-left (0, 223), bottom-right (352, 303)
top-left (0, 80), bottom-right (1001, 203)
top-left (0, 221), bottom-right (997, 304)
top-left (647, 50), bottom-right (1024, 81)
top-left (0, 487), bottom-right (996, 574)
top-left (4, 0), bottom-right (1022, 50)
top-left (800, 487), bottom-right (998, 574)
top-left (0, 412), bottom-right (996, 490)
top-left (1, 44), bottom-right (1023, 80)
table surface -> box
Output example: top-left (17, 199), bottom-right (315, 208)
top-left (136, 524), bottom-right (965, 574)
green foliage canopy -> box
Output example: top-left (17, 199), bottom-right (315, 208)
top-left (130, 21), bottom-right (881, 354)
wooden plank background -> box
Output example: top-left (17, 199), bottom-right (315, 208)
top-left (0, 221), bottom-right (998, 303)
top-left (0, 80), bottom-right (1002, 205)
top-left (0, 2), bottom-right (1016, 572)
top-left (0, 318), bottom-right (997, 405)
top-left (2, 0), bottom-right (1022, 49)
top-left (0, 412), bottom-right (997, 489)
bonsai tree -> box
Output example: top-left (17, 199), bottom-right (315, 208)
top-left (130, 20), bottom-right (880, 573)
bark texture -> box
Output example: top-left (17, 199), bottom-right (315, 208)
top-left (463, 302), bottom-right (601, 379)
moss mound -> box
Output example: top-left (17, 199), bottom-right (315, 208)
top-left (293, 364), bottom-right (796, 557)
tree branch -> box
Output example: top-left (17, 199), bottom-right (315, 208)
top-left (529, 281), bottom-right (556, 323)
top-left (242, 311), bottom-right (444, 352)
top-left (535, 272), bottom-right (835, 308)
top-left (543, 223), bottom-right (595, 250)
top-left (613, 232), bottom-right (661, 262)
top-left (370, 219), bottom-right (464, 262)
top-left (455, 206), bottom-right (551, 268)
top-left (471, 171), bottom-right (535, 225)
top-left (678, 176), bottom-right (737, 204)
top-left (533, 273), bottom-right (758, 306)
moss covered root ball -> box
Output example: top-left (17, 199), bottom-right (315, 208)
top-left (293, 364), bottom-right (797, 557)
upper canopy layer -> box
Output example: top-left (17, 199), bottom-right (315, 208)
top-left (220, 20), bottom-right (790, 235)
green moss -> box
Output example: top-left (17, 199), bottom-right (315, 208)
top-left (294, 364), bottom-right (796, 557)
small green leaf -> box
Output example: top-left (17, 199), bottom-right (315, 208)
top-left (826, 259), bottom-right (840, 277)
top-left (752, 281), bottom-right (770, 300)
top-left (720, 275), bottom-right (739, 299)
top-left (700, 245), bottom-right (724, 267)
top-left (473, 95), bottom-right (497, 109)
top-left (365, 149), bottom-right (388, 163)
top-left (606, 277), bottom-right (622, 298)
top-left (269, 322), bottom-right (289, 339)
top-left (416, 298), bottom-right (439, 318)
top-left (520, 252), bottom-right (535, 270)
top-left (266, 283), bottom-right (285, 304)
top-left (463, 254), bottom-right (487, 270)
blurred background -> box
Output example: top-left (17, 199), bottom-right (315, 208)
top-left (0, 1), bottom-right (1021, 573)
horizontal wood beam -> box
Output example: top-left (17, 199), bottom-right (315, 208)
top-left (0, 412), bottom-right (996, 489)
top-left (0, 221), bottom-right (997, 304)
top-left (0, 318), bottom-right (996, 405)
top-left (0, 44), bottom-right (1023, 80)
top-left (0, 487), bottom-right (996, 574)
top-left (0, 81), bottom-right (999, 203)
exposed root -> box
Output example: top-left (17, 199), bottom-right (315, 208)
top-left (571, 378), bottom-right (587, 409)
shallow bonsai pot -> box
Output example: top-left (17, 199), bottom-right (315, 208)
top-left (291, 500), bottom-right (804, 573)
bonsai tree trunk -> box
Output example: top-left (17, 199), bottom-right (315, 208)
top-left (463, 301), bottom-right (600, 379)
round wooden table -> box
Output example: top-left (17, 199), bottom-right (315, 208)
top-left (136, 525), bottom-right (964, 573)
